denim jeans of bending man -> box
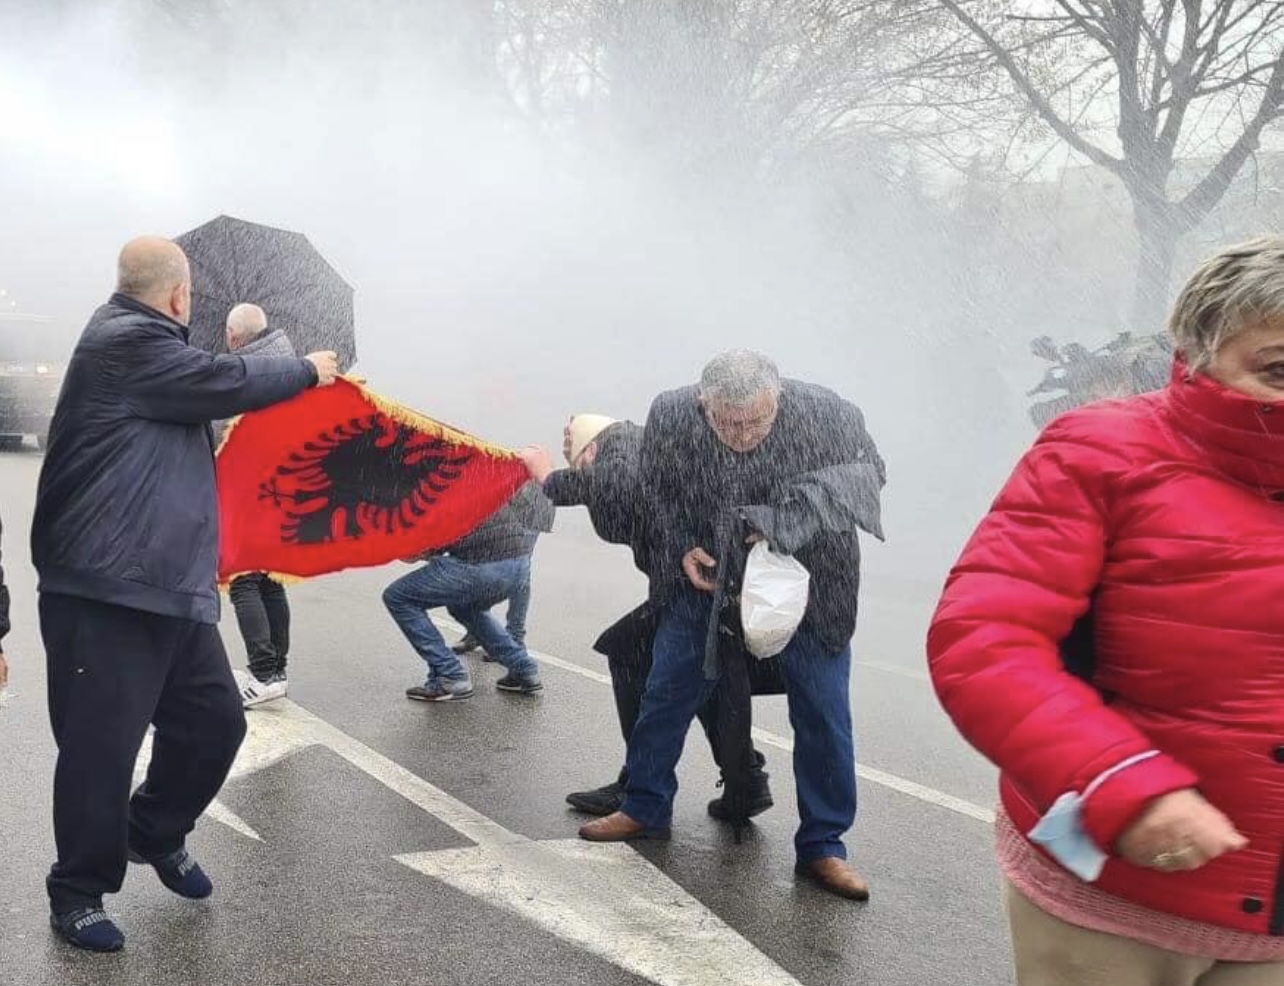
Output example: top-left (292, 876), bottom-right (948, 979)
top-left (503, 575), bottom-right (530, 644)
top-left (621, 587), bottom-right (856, 863)
top-left (383, 555), bottom-right (538, 682)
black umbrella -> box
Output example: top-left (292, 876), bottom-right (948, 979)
top-left (175, 215), bottom-right (356, 370)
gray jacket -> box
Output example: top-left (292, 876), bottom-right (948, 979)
top-left (642, 380), bottom-right (886, 659)
top-left (215, 328), bottom-right (297, 443)
top-left (443, 482), bottom-right (555, 564)
top-left (236, 327), bottom-right (296, 360)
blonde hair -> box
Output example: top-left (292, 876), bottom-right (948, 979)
top-left (1169, 236), bottom-right (1284, 372)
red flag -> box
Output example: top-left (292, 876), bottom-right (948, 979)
top-left (217, 379), bottom-right (527, 583)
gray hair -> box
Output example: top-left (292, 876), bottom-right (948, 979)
top-left (699, 350), bottom-right (780, 406)
top-left (1170, 236), bottom-right (1284, 372)
top-left (226, 303), bottom-right (268, 347)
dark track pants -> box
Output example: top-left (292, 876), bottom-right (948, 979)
top-left (230, 573), bottom-right (291, 681)
top-left (41, 593), bottom-right (246, 913)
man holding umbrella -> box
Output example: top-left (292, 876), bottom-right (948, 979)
top-left (32, 236), bottom-right (339, 952)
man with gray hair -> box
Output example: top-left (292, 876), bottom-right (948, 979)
top-left (580, 349), bottom-right (886, 902)
top-left (223, 303), bottom-right (298, 708)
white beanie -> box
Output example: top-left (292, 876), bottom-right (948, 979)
top-left (567, 414), bottom-right (617, 464)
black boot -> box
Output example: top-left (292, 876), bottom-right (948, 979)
top-left (707, 751), bottom-right (773, 821)
top-left (451, 634), bottom-right (480, 655)
top-left (567, 769), bottom-right (627, 816)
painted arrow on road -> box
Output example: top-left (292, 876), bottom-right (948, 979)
top-left (137, 700), bottom-right (807, 986)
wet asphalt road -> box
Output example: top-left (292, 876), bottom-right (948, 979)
top-left (0, 447), bottom-right (1013, 986)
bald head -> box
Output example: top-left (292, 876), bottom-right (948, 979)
top-left (226, 303), bottom-right (268, 349)
top-left (116, 236), bottom-right (191, 324)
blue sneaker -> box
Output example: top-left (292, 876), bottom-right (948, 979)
top-left (50, 907), bottom-right (125, 952)
top-left (128, 846), bottom-right (213, 899)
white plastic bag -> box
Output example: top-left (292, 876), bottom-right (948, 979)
top-left (740, 541), bottom-right (810, 659)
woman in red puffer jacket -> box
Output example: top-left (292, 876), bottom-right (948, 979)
top-left (929, 237), bottom-right (1284, 986)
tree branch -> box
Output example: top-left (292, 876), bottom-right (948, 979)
top-left (936, 0), bottom-right (1121, 170)
top-left (1155, 0), bottom-right (1201, 161)
top-left (1179, 51), bottom-right (1284, 226)
top-left (1050, 0), bottom-right (1114, 50)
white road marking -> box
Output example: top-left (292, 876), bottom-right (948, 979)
top-left (853, 658), bottom-right (931, 683)
top-left (199, 700), bottom-right (809, 986)
top-left (205, 800), bottom-right (263, 842)
top-left (438, 618), bottom-right (995, 825)
top-left (398, 840), bottom-right (806, 986)
top-left (749, 729), bottom-right (994, 824)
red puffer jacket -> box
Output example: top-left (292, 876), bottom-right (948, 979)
top-left (929, 364), bottom-right (1284, 934)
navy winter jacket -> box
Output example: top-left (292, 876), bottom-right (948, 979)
top-left (32, 294), bottom-right (318, 623)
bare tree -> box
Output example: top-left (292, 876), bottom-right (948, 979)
top-left (491, 0), bottom-right (919, 183)
top-left (926, 0), bottom-right (1284, 331)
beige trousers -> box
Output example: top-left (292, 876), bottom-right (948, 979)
top-left (1006, 883), bottom-right (1284, 986)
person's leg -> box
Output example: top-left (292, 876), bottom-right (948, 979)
top-left (609, 645), bottom-right (652, 748)
top-left (128, 623), bottom-right (246, 872)
top-left (697, 690), bottom-right (774, 820)
top-left (451, 558), bottom-right (540, 683)
top-left (565, 644), bottom-right (652, 815)
top-left (230, 574), bottom-right (278, 683)
top-left (42, 595), bottom-right (170, 916)
top-left (381, 561), bottom-right (470, 683)
top-left (452, 632), bottom-right (482, 655)
top-left (505, 572), bottom-right (531, 647)
top-left (614, 593), bottom-right (714, 830)
top-left (456, 607), bottom-right (542, 682)
top-left (260, 578), bottom-right (290, 680)
top-left (781, 633), bottom-right (856, 864)
top-left (1005, 882), bottom-right (1210, 986)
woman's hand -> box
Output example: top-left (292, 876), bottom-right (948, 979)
top-left (1117, 789), bottom-right (1247, 872)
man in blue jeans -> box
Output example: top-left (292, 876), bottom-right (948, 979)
top-left (448, 580), bottom-right (528, 660)
top-left (383, 482), bottom-right (553, 700)
top-left (579, 350), bottom-right (885, 902)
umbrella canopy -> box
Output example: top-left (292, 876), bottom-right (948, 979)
top-left (175, 215), bottom-right (356, 369)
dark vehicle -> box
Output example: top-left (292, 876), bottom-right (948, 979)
top-left (1027, 331), bottom-right (1173, 428)
top-left (0, 313), bottom-right (69, 450)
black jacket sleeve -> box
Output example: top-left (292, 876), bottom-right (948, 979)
top-left (640, 394), bottom-right (697, 590)
top-left (122, 331), bottom-right (317, 424)
top-left (740, 401), bottom-right (887, 553)
top-left (543, 468), bottom-right (591, 507)
top-left (0, 509), bottom-right (10, 643)
top-left (546, 454), bottom-right (642, 549)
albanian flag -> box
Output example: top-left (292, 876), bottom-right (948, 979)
top-left (217, 379), bottom-right (527, 583)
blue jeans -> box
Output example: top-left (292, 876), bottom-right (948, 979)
top-left (621, 590), bottom-right (856, 863)
top-left (383, 556), bottom-right (539, 682)
top-left (504, 576), bottom-right (530, 644)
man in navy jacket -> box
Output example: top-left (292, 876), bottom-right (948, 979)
top-left (31, 236), bottom-right (338, 952)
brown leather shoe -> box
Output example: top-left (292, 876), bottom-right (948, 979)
top-left (579, 811), bottom-right (671, 842)
top-left (795, 857), bottom-right (870, 901)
